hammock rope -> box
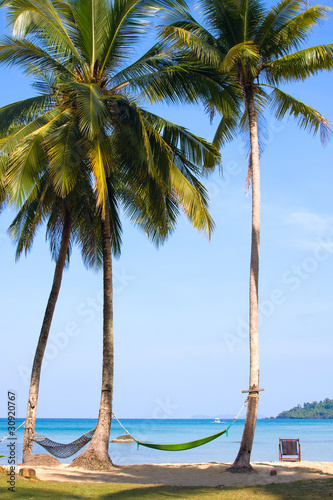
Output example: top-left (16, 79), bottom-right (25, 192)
top-left (112, 412), bottom-right (135, 440)
top-left (32, 428), bottom-right (96, 458)
top-left (1, 420), bottom-right (26, 442)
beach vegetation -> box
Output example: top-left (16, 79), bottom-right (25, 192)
top-left (277, 398), bottom-right (333, 419)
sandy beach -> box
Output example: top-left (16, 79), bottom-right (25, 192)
top-left (20, 461), bottom-right (333, 488)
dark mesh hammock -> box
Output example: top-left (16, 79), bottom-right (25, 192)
top-left (33, 429), bottom-right (95, 458)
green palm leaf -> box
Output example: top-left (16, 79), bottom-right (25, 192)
top-left (5, 108), bottom-right (70, 204)
top-left (72, 82), bottom-right (109, 138)
top-left (0, 95), bottom-right (53, 135)
top-left (45, 118), bottom-right (82, 196)
top-left (0, 154), bottom-right (8, 211)
top-left (259, 1), bottom-right (330, 57)
top-left (212, 113), bottom-right (240, 150)
top-left (265, 44), bottom-right (333, 84)
top-left (90, 133), bottom-right (111, 213)
top-left (0, 36), bottom-right (75, 78)
top-left (3, 0), bottom-right (89, 77)
top-left (269, 87), bottom-right (331, 144)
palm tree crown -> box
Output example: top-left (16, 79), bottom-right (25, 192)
top-left (0, 0), bottom-right (220, 236)
top-left (161, 0), bottom-right (333, 147)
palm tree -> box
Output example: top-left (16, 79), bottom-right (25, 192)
top-left (160, 0), bottom-right (333, 471)
top-left (0, 0), bottom-right (221, 469)
top-left (8, 169), bottom-right (104, 463)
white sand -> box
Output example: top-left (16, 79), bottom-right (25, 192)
top-left (19, 461), bottom-right (333, 487)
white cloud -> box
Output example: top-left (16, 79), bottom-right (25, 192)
top-left (273, 210), bottom-right (333, 251)
top-left (280, 237), bottom-right (333, 252)
top-left (286, 211), bottom-right (333, 235)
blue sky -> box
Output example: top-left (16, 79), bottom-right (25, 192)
top-left (1, 1), bottom-right (333, 421)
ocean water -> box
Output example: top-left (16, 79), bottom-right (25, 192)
top-left (1, 418), bottom-right (332, 465)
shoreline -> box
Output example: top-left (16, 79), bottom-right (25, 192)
top-left (16, 461), bottom-right (333, 488)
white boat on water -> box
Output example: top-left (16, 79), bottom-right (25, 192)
top-left (214, 418), bottom-right (220, 423)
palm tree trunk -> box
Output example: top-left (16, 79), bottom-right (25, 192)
top-left (23, 210), bottom-right (71, 463)
top-left (71, 206), bottom-right (114, 470)
top-left (229, 84), bottom-right (261, 472)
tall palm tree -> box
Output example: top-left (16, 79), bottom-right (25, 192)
top-left (160, 0), bottom-right (333, 471)
top-left (0, 0), bottom-right (221, 469)
top-left (8, 169), bottom-right (104, 463)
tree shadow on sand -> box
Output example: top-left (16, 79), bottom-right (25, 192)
top-left (97, 479), bottom-right (333, 500)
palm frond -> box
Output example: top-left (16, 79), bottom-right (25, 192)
top-left (160, 23), bottom-right (225, 68)
top-left (46, 205), bottom-right (72, 267)
top-left (170, 162), bottom-right (214, 238)
top-left (72, 0), bottom-right (110, 72)
top-left (90, 133), bottom-right (111, 214)
top-left (269, 87), bottom-right (332, 144)
top-left (5, 108), bottom-right (70, 204)
top-left (220, 41), bottom-right (259, 72)
top-left (45, 118), bottom-right (82, 197)
top-left (0, 154), bottom-right (8, 211)
top-left (2, 0), bottom-right (89, 79)
top-left (71, 82), bottom-right (109, 138)
top-left (212, 113), bottom-right (240, 151)
top-left (264, 44), bottom-right (333, 84)
top-left (1, 0), bottom-right (220, 253)
top-left (9, 197), bottom-right (42, 258)
top-left (259, 1), bottom-right (330, 58)
top-left (257, 0), bottom-right (300, 50)
top-left (0, 107), bottom-right (69, 153)
top-left (8, 175), bottom-right (50, 258)
top-left (141, 108), bottom-right (221, 171)
top-left (110, 41), bottom-right (176, 87)
top-left (0, 95), bottom-right (53, 135)
top-left (198, 0), bottom-right (265, 45)
top-left (106, 175), bottom-right (123, 256)
top-left (118, 179), bottom-right (178, 246)
top-left (0, 36), bottom-right (75, 78)
top-left (98, 0), bottom-right (167, 77)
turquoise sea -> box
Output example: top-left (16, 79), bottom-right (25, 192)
top-left (1, 418), bottom-right (332, 465)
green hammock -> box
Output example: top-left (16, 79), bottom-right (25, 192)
top-left (130, 425), bottom-right (231, 451)
top-left (111, 399), bottom-right (248, 452)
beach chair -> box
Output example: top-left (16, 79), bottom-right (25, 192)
top-left (279, 438), bottom-right (301, 462)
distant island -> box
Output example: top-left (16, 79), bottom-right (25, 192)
top-left (276, 398), bottom-right (333, 419)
